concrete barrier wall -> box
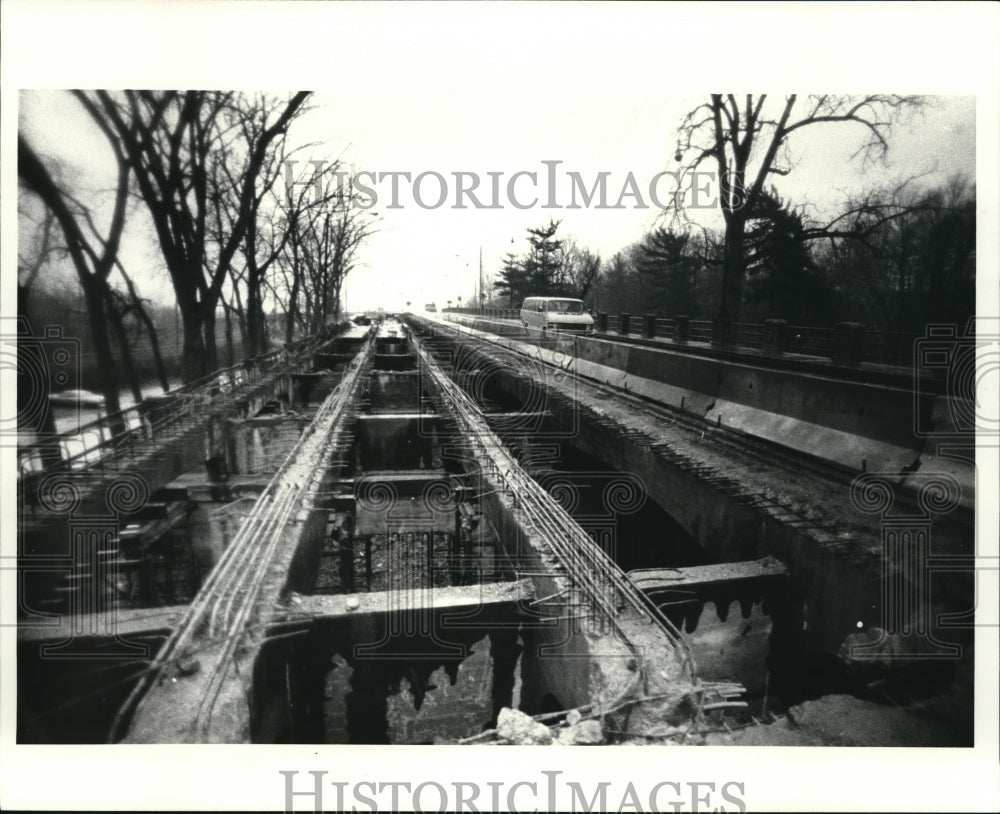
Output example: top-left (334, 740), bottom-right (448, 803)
top-left (573, 335), bottom-right (975, 505)
top-left (435, 315), bottom-right (972, 510)
top-left (575, 334), bottom-right (922, 467)
top-left (706, 363), bottom-right (923, 473)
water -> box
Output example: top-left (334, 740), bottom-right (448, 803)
top-left (18, 380), bottom-right (181, 473)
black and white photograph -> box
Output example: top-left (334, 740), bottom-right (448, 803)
top-left (2, 2), bottom-right (998, 812)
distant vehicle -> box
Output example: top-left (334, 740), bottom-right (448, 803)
top-left (425, 303), bottom-right (437, 313)
top-left (520, 297), bottom-right (594, 336)
top-left (353, 314), bottom-right (372, 326)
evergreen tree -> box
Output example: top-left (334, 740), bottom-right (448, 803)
top-left (493, 252), bottom-right (527, 306)
top-left (743, 190), bottom-right (837, 323)
top-left (521, 218), bottom-right (564, 294)
top-left (634, 227), bottom-right (697, 315)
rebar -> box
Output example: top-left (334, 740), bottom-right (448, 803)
top-left (108, 332), bottom-right (374, 742)
top-left (413, 333), bottom-right (696, 680)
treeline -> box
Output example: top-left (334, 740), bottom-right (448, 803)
top-left (491, 220), bottom-right (602, 307)
top-left (488, 175), bottom-right (975, 333)
top-left (490, 95), bottom-right (974, 334)
top-left (18, 90), bottom-right (375, 422)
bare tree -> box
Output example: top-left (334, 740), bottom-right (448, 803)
top-left (816, 174), bottom-right (974, 331)
top-left (18, 135), bottom-right (129, 420)
top-left (558, 239), bottom-right (602, 301)
top-left (213, 95), bottom-right (320, 357)
top-left (17, 206), bottom-right (64, 315)
top-left (225, 133), bottom-right (360, 356)
top-left (272, 167), bottom-right (377, 339)
top-left (67, 195), bottom-right (174, 397)
top-left (672, 94), bottom-right (925, 321)
top-left (112, 262), bottom-right (172, 393)
top-left (73, 90), bottom-right (310, 381)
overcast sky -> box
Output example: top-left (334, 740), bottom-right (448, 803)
top-left (9, 3), bottom-right (987, 314)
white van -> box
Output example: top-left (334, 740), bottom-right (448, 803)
top-left (520, 297), bottom-right (594, 336)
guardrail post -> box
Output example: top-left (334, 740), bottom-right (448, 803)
top-left (643, 314), bottom-right (657, 338)
top-left (596, 312), bottom-right (608, 332)
top-left (711, 317), bottom-right (731, 346)
top-left (834, 321), bottom-right (866, 365)
top-left (674, 315), bottom-right (689, 343)
top-left (763, 318), bottom-right (788, 355)
top-left (619, 313), bottom-right (630, 335)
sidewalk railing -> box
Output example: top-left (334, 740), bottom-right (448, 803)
top-left (440, 307), bottom-right (920, 368)
top-left (17, 324), bottom-right (346, 481)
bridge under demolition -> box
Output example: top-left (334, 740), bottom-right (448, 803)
top-left (15, 314), bottom-right (976, 747)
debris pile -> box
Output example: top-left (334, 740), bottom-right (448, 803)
top-left (461, 679), bottom-right (748, 746)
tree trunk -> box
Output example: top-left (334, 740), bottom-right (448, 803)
top-left (137, 306), bottom-right (171, 393)
top-left (223, 298), bottom-right (236, 367)
top-left (332, 277), bottom-right (343, 323)
top-left (230, 281), bottom-right (248, 359)
top-left (250, 278), bottom-right (265, 355)
top-left (720, 216), bottom-right (747, 320)
top-left (82, 279), bottom-right (124, 429)
top-left (181, 310), bottom-right (207, 383)
top-left (303, 290), bottom-right (313, 335)
top-left (285, 271), bottom-right (300, 344)
top-left (246, 267), bottom-right (261, 357)
top-left (117, 265), bottom-right (171, 393)
top-left (203, 305), bottom-right (219, 371)
top-left (107, 298), bottom-right (144, 406)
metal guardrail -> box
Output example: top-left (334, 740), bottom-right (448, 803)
top-left (786, 324), bottom-right (834, 357)
top-left (18, 326), bottom-right (345, 481)
top-left (731, 322), bottom-right (766, 350)
top-left (654, 317), bottom-right (676, 339)
top-left (442, 307), bottom-right (922, 368)
top-left (687, 320), bottom-right (714, 343)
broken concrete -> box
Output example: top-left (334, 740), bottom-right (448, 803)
top-left (496, 707), bottom-right (553, 744)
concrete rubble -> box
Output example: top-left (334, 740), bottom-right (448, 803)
top-left (495, 707), bottom-right (553, 745)
top-left (555, 718), bottom-right (604, 745)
